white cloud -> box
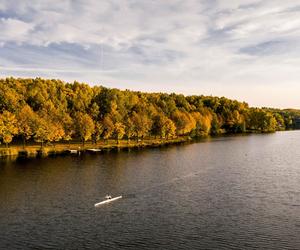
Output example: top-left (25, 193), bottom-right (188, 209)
top-left (0, 0), bottom-right (300, 108)
top-left (0, 18), bottom-right (33, 43)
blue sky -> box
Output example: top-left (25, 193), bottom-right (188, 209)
top-left (0, 0), bottom-right (300, 108)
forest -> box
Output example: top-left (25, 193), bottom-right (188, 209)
top-left (0, 77), bottom-right (300, 148)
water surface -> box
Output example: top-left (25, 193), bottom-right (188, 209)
top-left (0, 131), bottom-right (300, 249)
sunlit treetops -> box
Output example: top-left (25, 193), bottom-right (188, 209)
top-left (0, 77), bottom-right (299, 147)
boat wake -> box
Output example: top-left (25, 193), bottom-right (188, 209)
top-left (126, 170), bottom-right (202, 197)
top-left (95, 171), bottom-right (202, 207)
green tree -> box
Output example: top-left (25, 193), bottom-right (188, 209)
top-left (273, 113), bottom-right (285, 131)
top-left (262, 113), bottom-right (277, 132)
top-left (247, 109), bottom-right (277, 132)
top-left (211, 113), bottom-right (222, 135)
top-left (151, 114), bottom-right (166, 138)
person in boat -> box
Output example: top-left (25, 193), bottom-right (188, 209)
top-left (105, 194), bottom-right (112, 199)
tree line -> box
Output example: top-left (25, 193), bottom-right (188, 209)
top-left (0, 77), bottom-right (299, 147)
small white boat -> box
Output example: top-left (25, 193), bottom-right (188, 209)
top-left (94, 195), bottom-right (122, 207)
top-left (87, 149), bottom-right (102, 152)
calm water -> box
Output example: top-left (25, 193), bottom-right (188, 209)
top-left (0, 132), bottom-right (300, 249)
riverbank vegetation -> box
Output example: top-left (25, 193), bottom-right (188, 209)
top-left (0, 77), bottom-right (300, 152)
top-left (0, 137), bottom-right (188, 158)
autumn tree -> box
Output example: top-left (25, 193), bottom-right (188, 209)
top-left (171, 110), bottom-right (196, 136)
top-left (273, 113), bottom-right (285, 131)
top-left (18, 105), bottom-right (37, 147)
top-left (0, 77), bottom-right (297, 148)
top-left (74, 112), bottom-right (95, 146)
top-left (0, 111), bottom-right (18, 147)
top-left (62, 113), bottom-right (75, 145)
top-left (164, 118), bottom-right (176, 139)
top-left (124, 117), bottom-right (135, 143)
top-left (211, 113), bottom-right (222, 135)
top-left (152, 114), bottom-right (176, 139)
top-left (151, 114), bottom-right (167, 139)
top-left (92, 121), bottom-right (104, 144)
top-left (131, 111), bottom-right (152, 141)
top-left (34, 116), bottom-right (50, 148)
top-left (191, 112), bottom-right (212, 137)
top-left (114, 122), bottom-right (125, 144)
top-left (102, 115), bottom-right (114, 142)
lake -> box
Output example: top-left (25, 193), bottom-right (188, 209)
top-left (0, 131), bottom-right (300, 249)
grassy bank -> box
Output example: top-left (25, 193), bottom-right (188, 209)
top-left (0, 137), bottom-right (190, 159)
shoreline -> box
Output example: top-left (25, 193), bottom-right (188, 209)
top-left (1, 130), bottom-right (296, 161)
top-left (0, 137), bottom-right (191, 160)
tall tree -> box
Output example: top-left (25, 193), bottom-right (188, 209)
top-left (114, 122), bottom-right (125, 144)
top-left (0, 111), bottom-right (18, 147)
top-left (131, 111), bottom-right (152, 141)
top-left (164, 118), bottom-right (176, 139)
top-left (102, 115), bottom-right (114, 142)
top-left (17, 105), bottom-right (37, 148)
top-left (211, 113), bottom-right (222, 135)
top-left (171, 110), bottom-right (196, 136)
top-left (125, 117), bottom-right (135, 143)
top-left (34, 116), bottom-right (52, 148)
top-left (151, 114), bottom-right (166, 138)
top-left (74, 112), bottom-right (95, 146)
top-left (0, 76), bottom-right (296, 148)
top-left (92, 121), bottom-right (104, 144)
top-left (62, 113), bottom-right (75, 145)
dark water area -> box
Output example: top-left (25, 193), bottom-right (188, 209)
top-left (0, 131), bottom-right (300, 249)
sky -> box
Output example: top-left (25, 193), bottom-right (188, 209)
top-left (0, 0), bottom-right (300, 108)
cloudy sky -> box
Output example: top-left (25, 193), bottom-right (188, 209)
top-left (0, 0), bottom-right (300, 108)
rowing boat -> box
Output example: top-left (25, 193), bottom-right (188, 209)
top-left (94, 196), bottom-right (122, 207)
top-left (87, 149), bottom-right (102, 152)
